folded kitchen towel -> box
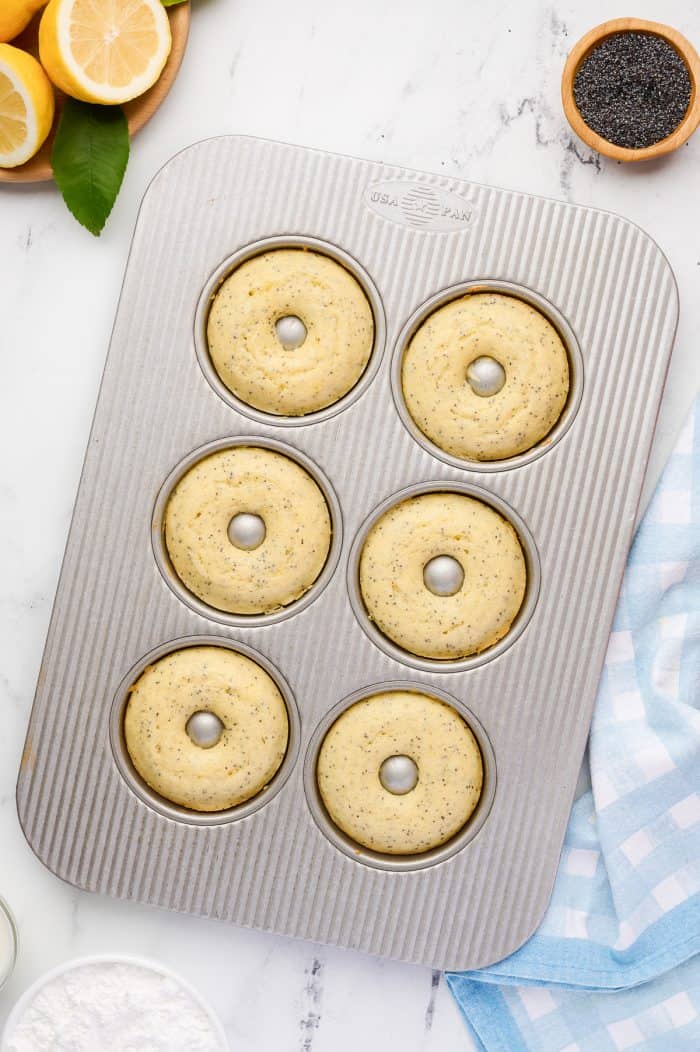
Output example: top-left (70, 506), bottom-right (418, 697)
top-left (447, 396), bottom-right (700, 1051)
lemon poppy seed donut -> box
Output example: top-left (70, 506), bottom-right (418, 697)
top-left (359, 492), bottom-right (526, 660)
top-left (207, 249), bottom-right (375, 416)
top-left (124, 646), bottom-right (289, 812)
top-left (317, 690), bottom-right (483, 854)
top-left (164, 446), bottom-right (332, 615)
top-left (401, 293), bottom-right (570, 461)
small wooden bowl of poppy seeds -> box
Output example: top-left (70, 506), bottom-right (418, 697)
top-left (562, 18), bottom-right (700, 162)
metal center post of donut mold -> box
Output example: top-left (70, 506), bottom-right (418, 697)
top-left (186, 710), bottom-right (225, 749)
top-left (379, 754), bottom-right (419, 795)
top-left (423, 555), bottom-right (465, 597)
top-left (466, 356), bottom-right (506, 397)
top-left (275, 315), bottom-right (307, 350)
top-left (228, 512), bottom-right (266, 550)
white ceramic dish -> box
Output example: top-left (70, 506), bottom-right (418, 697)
top-left (0, 899), bottom-right (17, 990)
top-left (1, 953), bottom-right (228, 1051)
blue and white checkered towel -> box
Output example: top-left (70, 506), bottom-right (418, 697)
top-left (447, 397), bottom-right (700, 1051)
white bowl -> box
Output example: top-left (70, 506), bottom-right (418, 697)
top-left (1, 953), bottom-right (229, 1051)
top-left (0, 899), bottom-right (18, 990)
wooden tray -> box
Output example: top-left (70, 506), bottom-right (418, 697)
top-left (0, 3), bottom-right (190, 184)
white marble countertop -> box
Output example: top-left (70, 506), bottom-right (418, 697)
top-left (1, 0), bottom-right (698, 1048)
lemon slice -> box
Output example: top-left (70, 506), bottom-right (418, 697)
top-left (39, 0), bottom-right (172, 105)
top-left (0, 0), bottom-right (48, 43)
top-left (0, 43), bottom-right (55, 168)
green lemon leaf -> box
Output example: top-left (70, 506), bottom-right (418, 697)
top-left (51, 100), bottom-right (130, 237)
top-left (161, 0), bottom-right (188, 6)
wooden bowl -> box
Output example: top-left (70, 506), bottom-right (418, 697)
top-left (0, 3), bottom-right (190, 184)
top-left (561, 18), bottom-right (700, 162)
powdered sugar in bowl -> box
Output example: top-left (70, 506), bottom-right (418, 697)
top-left (1, 955), bottom-right (228, 1052)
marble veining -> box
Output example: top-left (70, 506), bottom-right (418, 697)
top-left (299, 958), bottom-right (323, 1051)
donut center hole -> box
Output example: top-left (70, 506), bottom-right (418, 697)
top-left (275, 315), bottom-right (307, 350)
top-left (466, 355), bottom-right (506, 397)
top-left (423, 555), bottom-right (465, 597)
top-left (186, 710), bottom-right (225, 749)
top-left (379, 754), bottom-right (419, 795)
top-left (228, 512), bottom-right (266, 551)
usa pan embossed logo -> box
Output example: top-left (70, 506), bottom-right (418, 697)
top-left (364, 180), bottom-right (476, 231)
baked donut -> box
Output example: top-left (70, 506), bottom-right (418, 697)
top-left (317, 690), bottom-right (483, 854)
top-left (207, 248), bottom-right (375, 416)
top-left (124, 646), bottom-right (289, 812)
top-left (359, 492), bottom-right (526, 659)
top-left (401, 292), bottom-right (570, 460)
top-left (164, 446), bottom-right (332, 615)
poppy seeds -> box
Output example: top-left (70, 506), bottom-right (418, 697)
top-left (573, 31), bottom-right (692, 149)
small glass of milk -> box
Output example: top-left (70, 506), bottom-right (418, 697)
top-left (0, 897), bottom-right (18, 988)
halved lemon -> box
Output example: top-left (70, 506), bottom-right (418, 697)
top-left (0, 0), bottom-right (48, 43)
top-left (39, 0), bottom-right (172, 105)
top-left (0, 43), bottom-right (55, 168)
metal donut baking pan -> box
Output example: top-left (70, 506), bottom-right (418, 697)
top-left (17, 136), bottom-right (678, 970)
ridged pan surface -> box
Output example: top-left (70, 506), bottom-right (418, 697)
top-left (16, 136), bottom-right (678, 970)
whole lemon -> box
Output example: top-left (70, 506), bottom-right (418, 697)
top-left (0, 1), bottom-right (47, 43)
